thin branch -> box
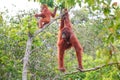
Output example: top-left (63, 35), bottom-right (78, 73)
top-left (65, 62), bottom-right (120, 75)
top-left (53, 62), bottom-right (120, 80)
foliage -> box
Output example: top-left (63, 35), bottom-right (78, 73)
top-left (0, 22), bottom-right (24, 80)
top-left (39, 0), bottom-right (54, 7)
top-left (0, 9), bottom-right (37, 79)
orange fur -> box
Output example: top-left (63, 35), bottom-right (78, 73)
top-left (57, 9), bottom-right (83, 72)
top-left (35, 4), bottom-right (57, 28)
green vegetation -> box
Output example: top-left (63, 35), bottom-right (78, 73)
top-left (0, 0), bottom-right (120, 80)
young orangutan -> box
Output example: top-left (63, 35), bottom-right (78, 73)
top-left (35, 4), bottom-right (57, 28)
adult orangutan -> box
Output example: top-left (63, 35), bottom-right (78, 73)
top-left (35, 4), bottom-right (57, 28)
top-left (57, 9), bottom-right (83, 72)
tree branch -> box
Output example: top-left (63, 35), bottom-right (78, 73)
top-left (65, 62), bottom-right (120, 75)
top-left (53, 62), bottom-right (120, 80)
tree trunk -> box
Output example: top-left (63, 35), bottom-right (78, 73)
top-left (22, 36), bottom-right (33, 80)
